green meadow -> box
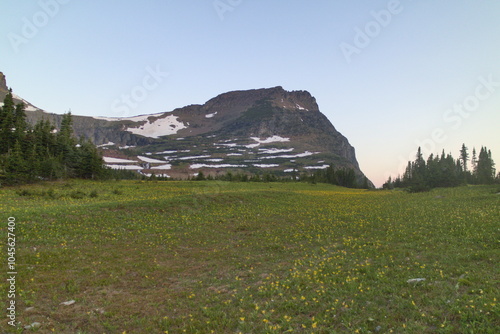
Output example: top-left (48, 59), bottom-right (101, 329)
top-left (1, 181), bottom-right (499, 333)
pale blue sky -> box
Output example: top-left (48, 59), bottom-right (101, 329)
top-left (1, 0), bottom-right (499, 186)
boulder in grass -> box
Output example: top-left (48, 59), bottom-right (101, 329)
top-left (407, 278), bottom-right (426, 283)
top-left (60, 300), bottom-right (75, 306)
top-left (24, 322), bottom-right (41, 330)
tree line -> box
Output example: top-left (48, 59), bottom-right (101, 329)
top-left (384, 144), bottom-right (498, 192)
top-left (0, 91), bottom-right (107, 185)
top-left (177, 165), bottom-right (367, 188)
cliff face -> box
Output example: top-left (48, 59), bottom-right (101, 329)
top-left (200, 87), bottom-right (360, 170)
top-left (0, 72), bottom-right (7, 93)
top-left (1, 74), bottom-right (372, 186)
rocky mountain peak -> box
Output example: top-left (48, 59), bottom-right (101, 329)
top-left (0, 72), bottom-right (8, 93)
top-left (268, 87), bottom-right (319, 111)
top-left (203, 86), bottom-right (319, 113)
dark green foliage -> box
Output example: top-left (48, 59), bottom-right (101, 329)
top-left (476, 147), bottom-right (496, 184)
top-left (102, 167), bottom-right (141, 180)
top-left (5, 140), bottom-right (29, 184)
top-left (75, 138), bottom-right (105, 179)
top-left (305, 164), bottom-right (358, 188)
top-left (195, 171), bottom-right (206, 181)
top-left (70, 190), bottom-right (86, 199)
top-left (0, 92), bottom-right (106, 185)
top-left (0, 90), bottom-right (16, 154)
top-left (14, 187), bottom-right (104, 200)
top-left (189, 165), bottom-right (360, 188)
top-left (16, 189), bottom-right (33, 196)
top-left (387, 144), bottom-right (497, 191)
top-left (459, 143), bottom-right (469, 174)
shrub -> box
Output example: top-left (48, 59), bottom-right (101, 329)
top-left (70, 190), bottom-right (86, 199)
top-left (112, 189), bottom-right (123, 195)
top-left (17, 189), bottom-right (32, 196)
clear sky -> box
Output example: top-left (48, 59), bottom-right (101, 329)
top-left (1, 0), bottom-right (499, 187)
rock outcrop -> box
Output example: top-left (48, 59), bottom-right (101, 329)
top-left (0, 72), bottom-right (7, 93)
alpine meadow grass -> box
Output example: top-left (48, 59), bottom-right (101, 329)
top-left (0, 181), bottom-right (498, 333)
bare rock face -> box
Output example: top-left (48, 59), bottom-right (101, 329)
top-left (0, 72), bottom-right (8, 93)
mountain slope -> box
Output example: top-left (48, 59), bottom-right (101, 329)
top-left (1, 72), bottom-right (373, 186)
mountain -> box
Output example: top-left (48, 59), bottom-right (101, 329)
top-left (1, 72), bottom-right (373, 187)
top-left (1, 71), bottom-right (45, 113)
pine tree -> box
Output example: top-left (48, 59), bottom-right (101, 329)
top-left (471, 148), bottom-right (477, 182)
top-left (0, 92), bottom-right (107, 184)
top-left (459, 143), bottom-right (469, 173)
top-left (26, 142), bottom-right (40, 181)
top-left (75, 138), bottom-right (104, 179)
top-left (403, 161), bottom-right (412, 184)
top-left (33, 120), bottom-right (53, 156)
top-left (426, 153), bottom-right (439, 187)
top-left (5, 141), bottom-right (28, 184)
top-left (13, 102), bottom-right (28, 147)
top-left (0, 91), bottom-right (15, 154)
top-left (55, 112), bottom-right (80, 177)
top-left (403, 147), bottom-right (429, 191)
top-left (476, 147), bottom-right (496, 184)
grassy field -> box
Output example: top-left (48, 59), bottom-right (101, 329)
top-left (0, 180), bottom-right (498, 333)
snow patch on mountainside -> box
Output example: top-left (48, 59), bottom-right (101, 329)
top-left (176, 155), bottom-right (211, 160)
top-left (259, 148), bottom-right (294, 154)
top-left (103, 157), bottom-right (137, 163)
top-left (251, 136), bottom-right (290, 144)
top-left (126, 115), bottom-right (187, 138)
top-left (190, 164), bottom-right (247, 169)
top-left (259, 151), bottom-right (318, 159)
top-left (304, 165), bottom-right (330, 170)
top-left (137, 156), bottom-right (165, 163)
top-left (295, 103), bottom-right (308, 111)
top-left (253, 164), bottom-right (279, 168)
top-left (151, 164), bottom-right (172, 170)
top-left (106, 164), bottom-right (143, 170)
top-left (156, 150), bottom-right (178, 154)
top-left (98, 142), bottom-right (115, 148)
